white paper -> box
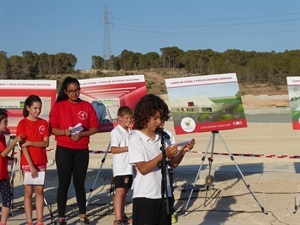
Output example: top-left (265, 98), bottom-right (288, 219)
top-left (23, 171), bottom-right (45, 185)
top-left (174, 139), bottom-right (192, 146)
top-left (69, 123), bottom-right (84, 136)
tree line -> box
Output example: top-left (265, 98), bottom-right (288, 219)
top-left (0, 51), bottom-right (76, 79)
top-left (1, 47), bottom-right (299, 85)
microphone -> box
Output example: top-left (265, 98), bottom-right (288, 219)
top-left (155, 127), bottom-right (170, 140)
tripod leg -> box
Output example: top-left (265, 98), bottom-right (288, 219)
top-left (44, 198), bottom-right (56, 224)
top-left (86, 141), bottom-right (111, 206)
top-left (204, 157), bottom-right (214, 206)
top-left (216, 133), bottom-right (267, 214)
top-left (183, 132), bottom-right (215, 214)
top-left (293, 196), bottom-right (300, 214)
top-left (204, 132), bottom-right (216, 206)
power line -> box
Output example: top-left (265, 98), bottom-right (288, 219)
top-left (113, 12), bottom-right (299, 23)
top-left (61, 22), bottom-right (101, 53)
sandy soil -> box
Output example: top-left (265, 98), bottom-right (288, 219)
top-left (241, 94), bottom-right (290, 108)
top-left (4, 95), bottom-right (300, 225)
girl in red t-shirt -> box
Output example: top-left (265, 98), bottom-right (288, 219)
top-left (16, 95), bottom-right (50, 225)
top-left (0, 109), bottom-right (21, 225)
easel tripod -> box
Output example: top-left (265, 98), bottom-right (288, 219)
top-left (86, 141), bottom-right (111, 206)
top-left (183, 130), bottom-right (266, 214)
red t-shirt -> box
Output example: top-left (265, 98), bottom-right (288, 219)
top-left (0, 134), bottom-right (9, 180)
top-left (49, 99), bottom-right (99, 149)
top-left (16, 118), bottom-right (49, 166)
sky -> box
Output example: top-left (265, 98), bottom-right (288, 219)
top-left (0, 0), bottom-right (299, 70)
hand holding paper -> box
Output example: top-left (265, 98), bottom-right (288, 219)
top-left (174, 139), bottom-right (193, 147)
top-left (69, 123), bottom-right (84, 136)
top-left (23, 171), bottom-right (46, 185)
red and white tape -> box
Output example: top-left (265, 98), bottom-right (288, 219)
top-left (188, 150), bottom-right (300, 159)
top-left (18, 148), bottom-right (300, 159)
top-left (88, 150), bottom-right (111, 154)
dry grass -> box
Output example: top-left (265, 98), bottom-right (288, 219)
top-left (52, 69), bottom-right (288, 96)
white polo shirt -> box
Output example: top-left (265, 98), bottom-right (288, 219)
top-left (128, 130), bottom-right (172, 199)
top-left (110, 124), bottom-right (133, 177)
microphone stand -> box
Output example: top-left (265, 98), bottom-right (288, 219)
top-left (157, 129), bottom-right (170, 225)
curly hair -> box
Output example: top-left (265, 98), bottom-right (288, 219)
top-left (133, 94), bottom-right (170, 130)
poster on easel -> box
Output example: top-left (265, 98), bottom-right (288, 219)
top-left (0, 80), bottom-right (57, 135)
top-left (286, 76), bottom-right (300, 130)
top-left (165, 73), bottom-right (247, 134)
top-left (79, 75), bottom-right (147, 133)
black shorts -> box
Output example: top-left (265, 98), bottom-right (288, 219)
top-left (133, 197), bottom-right (172, 225)
top-left (114, 175), bottom-right (133, 189)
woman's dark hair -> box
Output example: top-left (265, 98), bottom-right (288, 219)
top-left (133, 94), bottom-right (170, 130)
top-left (23, 95), bottom-right (42, 117)
top-left (0, 108), bottom-right (8, 123)
top-left (56, 76), bottom-right (80, 103)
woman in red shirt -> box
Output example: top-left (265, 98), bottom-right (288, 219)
top-left (49, 77), bottom-right (99, 225)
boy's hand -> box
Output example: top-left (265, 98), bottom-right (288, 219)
top-left (166, 145), bottom-right (179, 158)
top-left (181, 138), bottom-right (195, 153)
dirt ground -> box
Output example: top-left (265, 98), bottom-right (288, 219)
top-left (4, 95), bottom-right (300, 225)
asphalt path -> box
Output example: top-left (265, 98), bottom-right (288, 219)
top-left (245, 113), bottom-right (291, 123)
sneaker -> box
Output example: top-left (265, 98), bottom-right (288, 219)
top-left (58, 219), bottom-right (67, 225)
top-left (79, 217), bottom-right (90, 225)
top-left (114, 220), bottom-right (125, 225)
top-left (171, 214), bottom-right (177, 224)
top-left (122, 215), bottom-right (132, 224)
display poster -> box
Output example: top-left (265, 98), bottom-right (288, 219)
top-left (286, 76), bottom-right (300, 130)
top-left (79, 75), bottom-right (147, 132)
top-left (165, 73), bottom-right (247, 134)
top-left (0, 80), bottom-right (57, 135)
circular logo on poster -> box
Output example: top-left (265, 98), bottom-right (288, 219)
top-left (181, 117), bottom-right (196, 133)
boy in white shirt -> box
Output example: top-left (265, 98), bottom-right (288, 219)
top-left (110, 106), bottom-right (134, 225)
top-left (128, 94), bottom-right (195, 225)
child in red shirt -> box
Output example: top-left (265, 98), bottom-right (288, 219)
top-left (16, 95), bottom-right (50, 225)
top-left (0, 109), bottom-right (21, 225)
